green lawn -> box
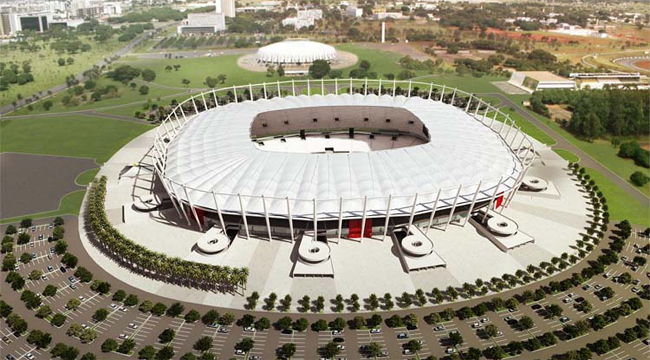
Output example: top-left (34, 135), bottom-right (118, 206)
top-left (9, 78), bottom-right (182, 116)
top-left (0, 115), bottom-right (152, 163)
top-left (0, 190), bottom-right (86, 224)
top-left (585, 168), bottom-right (650, 225)
top-left (0, 38), bottom-right (123, 108)
top-left (75, 168), bottom-right (100, 185)
top-left (554, 149), bottom-right (580, 163)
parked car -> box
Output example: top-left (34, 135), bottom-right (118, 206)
top-left (370, 328), bottom-right (381, 334)
top-left (397, 332), bottom-right (409, 339)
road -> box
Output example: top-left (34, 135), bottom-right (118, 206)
top-left (480, 92), bottom-right (649, 205)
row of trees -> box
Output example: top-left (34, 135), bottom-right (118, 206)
top-left (530, 87), bottom-right (649, 139)
top-left (86, 177), bottom-right (248, 292)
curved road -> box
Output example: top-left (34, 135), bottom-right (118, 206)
top-left (481, 93), bottom-right (649, 206)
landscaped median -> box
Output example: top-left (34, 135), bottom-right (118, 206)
top-left (85, 176), bottom-right (248, 292)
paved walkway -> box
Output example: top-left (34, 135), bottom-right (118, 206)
top-left (479, 93), bottom-right (649, 206)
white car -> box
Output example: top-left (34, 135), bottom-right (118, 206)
top-left (337, 344), bottom-right (345, 350)
top-left (472, 322), bottom-right (481, 328)
top-left (119, 334), bottom-right (127, 339)
top-left (481, 317), bottom-right (489, 323)
top-left (446, 347), bottom-right (455, 354)
top-left (235, 349), bottom-right (245, 355)
top-left (370, 328), bottom-right (381, 334)
top-left (243, 327), bottom-right (255, 332)
top-left (129, 323), bottom-right (138, 329)
top-left (110, 304), bottom-right (117, 308)
top-left (25, 354), bottom-right (34, 360)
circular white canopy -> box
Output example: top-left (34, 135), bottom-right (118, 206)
top-left (256, 39), bottom-right (337, 64)
top-left (162, 93), bottom-right (525, 220)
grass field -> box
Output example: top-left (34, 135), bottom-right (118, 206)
top-left (75, 168), bottom-right (100, 185)
top-left (0, 190), bottom-right (86, 224)
top-left (554, 149), bottom-right (580, 163)
top-left (0, 115), bottom-right (152, 163)
top-left (0, 38), bottom-right (123, 107)
top-left (585, 168), bottom-right (649, 225)
top-left (9, 78), bottom-right (183, 116)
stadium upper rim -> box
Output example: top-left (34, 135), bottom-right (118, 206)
top-left (151, 79), bottom-right (536, 221)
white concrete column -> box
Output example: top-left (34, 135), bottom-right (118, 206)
top-left (450, 88), bottom-right (457, 106)
top-left (364, 78), bottom-right (368, 95)
top-left (382, 195), bottom-right (392, 241)
top-left (337, 197), bottom-right (343, 240)
top-left (465, 94), bottom-right (473, 112)
top-left (191, 96), bottom-right (199, 114)
top-left (261, 195), bottom-right (272, 241)
top-left (360, 196), bottom-right (368, 241)
top-left (428, 83), bottom-right (433, 99)
top-left (263, 82), bottom-right (268, 99)
top-left (238, 194), bottom-right (250, 239)
top-left (233, 85), bottom-right (238, 103)
top-left (425, 189), bottom-right (442, 235)
top-left (504, 119), bottom-right (515, 143)
top-left (321, 78), bottom-right (325, 94)
top-left (178, 104), bottom-right (188, 124)
top-left (501, 171), bottom-right (525, 213)
top-left (249, 83), bottom-right (253, 100)
top-left (174, 182), bottom-right (191, 226)
top-left (474, 99), bottom-right (481, 117)
top-left (482, 177), bottom-right (503, 223)
top-left (312, 198), bottom-right (318, 234)
top-left (440, 85), bottom-right (446, 102)
top-left (349, 78), bottom-right (353, 94)
top-left (286, 197), bottom-right (294, 243)
top-left (307, 78), bottom-right (311, 96)
top-left (445, 185), bottom-right (463, 229)
top-left (161, 180), bottom-right (182, 219)
top-left (488, 110), bottom-right (498, 129)
top-left (406, 193), bottom-right (419, 235)
top-left (334, 78), bottom-right (338, 94)
top-left (201, 92), bottom-right (208, 110)
top-left (277, 81), bottom-right (281, 98)
top-left (463, 181), bottom-right (483, 226)
top-left (211, 191), bottom-right (226, 232)
top-left (378, 78), bottom-right (382, 95)
top-left (212, 89), bottom-right (218, 106)
top-left (509, 127), bottom-right (521, 147)
top-left (392, 79), bottom-right (396, 97)
top-left (291, 79), bottom-right (296, 96)
top-left (182, 184), bottom-right (203, 231)
top-left (407, 80), bottom-right (412, 97)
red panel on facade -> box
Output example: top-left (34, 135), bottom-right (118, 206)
top-left (495, 193), bottom-right (505, 209)
top-left (194, 208), bottom-right (205, 225)
top-left (348, 219), bottom-right (372, 238)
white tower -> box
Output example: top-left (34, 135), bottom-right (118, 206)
top-left (381, 22), bottom-right (386, 43)
top-left (214, 0), bottom-right (222, 14)
top-left (221, 0), bottom-right (236, 18)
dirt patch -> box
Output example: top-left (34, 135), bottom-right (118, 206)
top-left (0, 153), bottom-right (97, 218)
top-left (237, 50), bottom-right (358, 73)
top-left (548, 104), bottom-right (572, 122)
top-left (633, 59), bottom-right (650, 70)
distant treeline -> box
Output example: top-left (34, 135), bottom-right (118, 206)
top-left (530, 88), bottom-right (650, 140)
top-left (108, 7), bottom-right (186, 23)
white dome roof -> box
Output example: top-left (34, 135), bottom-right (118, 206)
top-left (256, 39), bottom-right (337, 64)
top-left (162, 94), bottom-right (524, 219)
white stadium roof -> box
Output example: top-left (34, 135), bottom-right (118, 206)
top-left (162, 93), bottom-right (525, 220)
top-left (256, 39), bottom-right (337, 64)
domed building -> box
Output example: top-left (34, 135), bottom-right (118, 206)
top-left (256, 39), bottom-right (337, 65)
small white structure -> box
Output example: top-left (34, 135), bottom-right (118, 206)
top-left (196, 227), bottom-right (231, 254)
top-left (570, 72), bottom-right (648, 90)
top-left (392, 226), bottom-right (446, 272)
top-left (508, 71), bottom-right (576, 93)
top-left (346, 6), bottom-right (363, 18)
top-left (282, 9), bottom-right (323, 29)
top-left (292, 232), bottom-right (334, 277)
top-left (256, 39), bottom-right (337, 64)
top-left (471, 210), bottom-right (535, 252)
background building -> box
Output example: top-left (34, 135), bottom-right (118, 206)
top-left (508, 71), bottom-right (576, 92)
top-left (177, 0), bottom-right (226, 34)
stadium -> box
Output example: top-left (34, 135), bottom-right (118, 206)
top-left (89, 79), bottom-right (588, 302)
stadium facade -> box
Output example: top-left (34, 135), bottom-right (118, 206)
top-left (152, 79), bottom-right (536, 243)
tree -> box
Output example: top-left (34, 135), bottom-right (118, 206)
top-left (293, 317), bottom-right (309, 332)
top-left (158, 328), bottom-right (175, 343)
top-left (449, 331), bottom-right (464, 346)
top-left (484, 324), bottom-right (498, 338)
top-left (74, 267), bottom-right (93, 283)
top-left (205, 76), bottom-right (218, 88)
top-left (217, 74), bottom-right (227, 84)
top-left (27, 329), bottom-right (52, 348)
top-left (43, 100), bottom-right (53, 110)
top-left (277, 64), bottom-right (285, 77)
top-left (138, 346), bottom-right (156, 360)
top-left (309, 60), bottom-right (331, 79)
top-left (321, 341), bottom-right (340, 358)
top-left (58, 58), bottom-right (66, 66)
top-left (281, 343), bottom-right (296, 358)
top-left (167, 302), bottom-right (185, 317)
top-left (101, 338), bottom-right (118, 352)
top-left (61, 252), bottom-right (78, 268)
top-left (254, 317), bottom-right (270, 331)
top-left (36, 305), bottom-right (52, 318)
top-left (43, 284), bottom-right (58, 297)
top-left (519, 316), bottom-right (534, 330)
top-left (194, 336), bottom-right (213, 352)
top-left (93, 308), bottom-right (109, 322)
top-left (311, 319), bottom-right (328, 332)
top-left (141, 69), bottom-right (157, 82)
top-left (181, 79), bottom-right (191, 87)
top-left (276, 316), bottom-right (292, 331)
top-left (185, 309), bottom-right (200, 323)
top-left (80, 328), bottom-right (97, 343)
top-left (545, 304), bottom-right (563, 318)
top-left (51, 313), bottom-right (67, 327)
top-left (155, 346), bottom-right (174, 360)
top-left (360, 60), bottom-right (371, 70)
top-left (54, 240), bottom-right (68, 254)
top-left (235, 338), bottom-right (255, 352)
top-left (630, 171), bottom-right (649, 187)
top-left (139, 85), bottom-right (149, 95)
top-left (281, 294), bottom-right (292, 311)
top-left (201, 309), bottom-right (219, 325)
top-left (151, 302), bottom-right (167, 316)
